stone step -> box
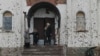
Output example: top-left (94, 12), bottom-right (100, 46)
top-left (24, 46), bottom-right (63, 52)
top-left (25, 47), bottom-right (63, 49)
top-left (22, 55), bottom-right (64, 56)
top-left (22, 53), bottom-right (63, 55)
top-left (23, 50), bottom-right (63, 53)
top-left (24, 48), bottom-right (62, 52)
top-left (22, 51), bottom-right (63, 55)
top-left (22, 45), bottom-right (64, 56)
top-left (28, 45), bottom-right (63, 49)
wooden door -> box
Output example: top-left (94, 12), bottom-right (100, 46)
top-left (34, 18), bottom-right (44, 39)
top-left (34, 18), bottom-right (55, 39)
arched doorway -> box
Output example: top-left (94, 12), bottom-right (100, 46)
top-left (27, 2), bottom-right (61, 45)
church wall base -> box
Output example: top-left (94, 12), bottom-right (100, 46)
top-left (1, 47), bottom-right (22, 56)
top-left (66, 47), bottom-right (100, 56)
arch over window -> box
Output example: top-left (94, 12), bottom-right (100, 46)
top-left (76, 11), bottom-right (86, 32)
top-left (3, 11), bottom-right (12, 31)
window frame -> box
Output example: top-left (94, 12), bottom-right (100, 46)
top-left (76, 11), bottom-right (87, 32)
top-left (3, 11), bottom-right (13, 32)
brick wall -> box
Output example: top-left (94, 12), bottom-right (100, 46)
top-left (26, 0), bottom-right (66, 6)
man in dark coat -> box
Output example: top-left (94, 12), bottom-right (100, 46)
top-left (44, 23), bottom-right (52, 45)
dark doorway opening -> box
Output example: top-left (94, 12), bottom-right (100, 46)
top-left (34, 18), bottom-right (55, 39)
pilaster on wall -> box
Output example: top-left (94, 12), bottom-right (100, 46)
top-left (97, 0), bottom-right (100, 46)
top-left (66, 0), bottom-right (71, 46)
top-left (57, 4), bottom-right (67, 45)
top-left (90, 0), bottom-right (98, 46)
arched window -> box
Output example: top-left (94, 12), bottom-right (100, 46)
top-left (3, 11), bottom-right (12, 31)
top-left (76, 11), bottom-right (86, 32)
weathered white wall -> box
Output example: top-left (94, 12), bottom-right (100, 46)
top-left (21, 0), bottom-right (100, 47)
top-left (0, 0), bottom-right (100, 48)
top-left (67, 0), bottom-right (99, 47)
top-left (0, 0), bottom-right (24, 47)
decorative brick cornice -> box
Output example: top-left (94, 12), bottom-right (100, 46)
top-left (26, 0), bottom-right (66, 6)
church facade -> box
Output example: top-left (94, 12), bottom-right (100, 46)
top-left (0, 0), bottom-right (100, 56)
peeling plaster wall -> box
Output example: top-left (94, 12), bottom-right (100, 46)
top-left (67, 0), bottom-right (99, 47)
top-left (0, 0), bottom-right (100, 56)
top-left (0, 0), bottom-right (24, 47)
top-left (0, 0), bottom-right (66, 47)
top-left (0, 0), bottom-right (99, 48)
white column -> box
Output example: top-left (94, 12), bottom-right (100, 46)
top-left (29, 17), bottom-right (34, 45)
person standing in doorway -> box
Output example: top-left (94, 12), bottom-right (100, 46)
top-left (44, 22), bottom-right (52, 45)
top-left (29, 29), bottom-right (39, 45)
top-left (24, 29), bottom-right (30, 48)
